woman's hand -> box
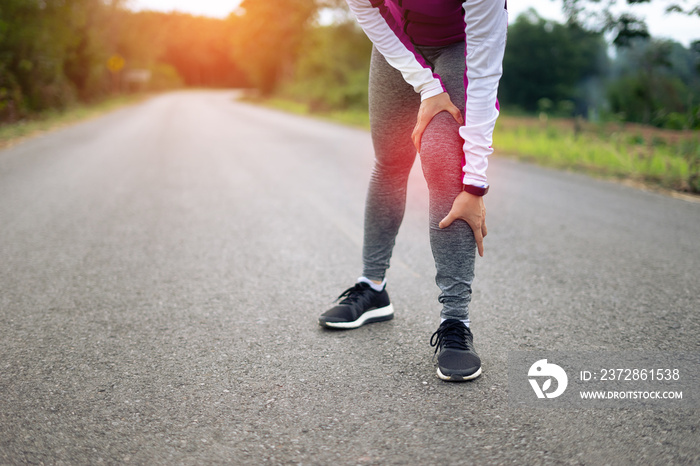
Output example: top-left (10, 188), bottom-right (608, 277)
top-left (414, 93), bottom-right (484, 254)
top-left (439, 191), bottom-right (488, 257)
top-left (411, 92), bottom-right (463, 152)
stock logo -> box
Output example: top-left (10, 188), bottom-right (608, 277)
top-left (528, 359), bottom-right (568, 399)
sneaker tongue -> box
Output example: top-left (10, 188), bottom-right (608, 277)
top-left (444, 332), bottom-right (463, 345)
top-left (441, 318), bottom-right (463, 325)
top-left (338, 282), bottom-right (371, 304)
top-left (442, 323), bottom-right (470, 350)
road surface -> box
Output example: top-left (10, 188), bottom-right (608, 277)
top-left (1, 90), bottom-right (699, 465)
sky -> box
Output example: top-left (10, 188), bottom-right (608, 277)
top-left (127, 0), bottom-right (699, 47)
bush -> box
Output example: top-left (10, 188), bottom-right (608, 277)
top-left (279, 22), bottom-right (371, 112)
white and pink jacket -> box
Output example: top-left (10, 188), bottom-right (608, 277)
top-left (346, 0), bottom-right (508, 188)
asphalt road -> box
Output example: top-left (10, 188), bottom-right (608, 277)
top-left (1, 90), bottom-right (699, 465)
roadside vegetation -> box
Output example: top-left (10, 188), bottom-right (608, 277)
top-left (495, 115), bottom-right (699, 193)
top-left (1, 0), bottom-right (698, 193)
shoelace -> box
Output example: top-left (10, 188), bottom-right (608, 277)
top-left (430, 320), bottom-right (473, 355)
top-left (336, 282), bottom-right (373, 305)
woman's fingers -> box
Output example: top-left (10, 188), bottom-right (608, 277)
top-left (439, 191), bottom-right (487, 256)
top-left (412, 92), bottom-right (463, 152)
top-left (447, 101), bottom-right (464, 125)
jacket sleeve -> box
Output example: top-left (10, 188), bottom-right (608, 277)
top-left (460, 0), bottom-right (508, 188)
top-left (345, 0), bottom-right (445, 100)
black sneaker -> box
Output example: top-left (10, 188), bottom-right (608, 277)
top-left (318, 282), bottom-right (394, 329)
top-left (430, 319), bottom-right (482, 381)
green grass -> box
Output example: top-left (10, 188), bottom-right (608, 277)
top-left (494, 116), bottom-right (700, 193)
top-left (0, 93), bottom-right (150, 149)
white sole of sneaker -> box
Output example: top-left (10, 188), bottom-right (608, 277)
top-left (320, 304), bottom-right (395, 329)
top-left (436, 366), bottom-right (482, 382)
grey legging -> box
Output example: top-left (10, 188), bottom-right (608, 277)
top-left (362, 42), bottom-right (476, 322)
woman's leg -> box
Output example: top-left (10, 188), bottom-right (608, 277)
top-left (362, 46), bottom-right (421, 282)
top-left (417, 43), bottom-right (477, 322)
top-left (319, 47), bottom-right (421, 329)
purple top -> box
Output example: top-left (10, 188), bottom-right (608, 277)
top-left (383, 0), bottom-right (465, 46)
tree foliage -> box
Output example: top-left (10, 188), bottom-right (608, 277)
top-left (281, 21), bottom-right (372, 110)
top-left (1, 0), bottom-right (697, 132)
top-left (561, 0), bottom-right (699, 46)
top-left (116, 11), bottom-right (247, 88)
top-left (0, 1), bottom-right (249, 123)
top-left (0, 0), bottom-right (115, 119)
top-left (228, 0), bottom-right (318, 95)
top-left (499, 10), bottom-right (609, 115)
top-left (607, 38), bottom-right (700, 127)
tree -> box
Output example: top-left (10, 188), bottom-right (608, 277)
top-left (607, 38), bottom-right (700, 127)
top-left (228, 0), bottom-right (318, 95)
top-left (0, 0), bottom-right (127, 120)
top-left (119, 11), bottom-right (247, 88)
top-left (1, 0), bottom-right (82, 117)
top-left (0, 1), bottom-right (252, 123)
top-left (560, 0), bottom-right (699, 46)
top-left (282, 21), bottom-right (372, 110)
top-left (499, 10), bottom-right (609, 114)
